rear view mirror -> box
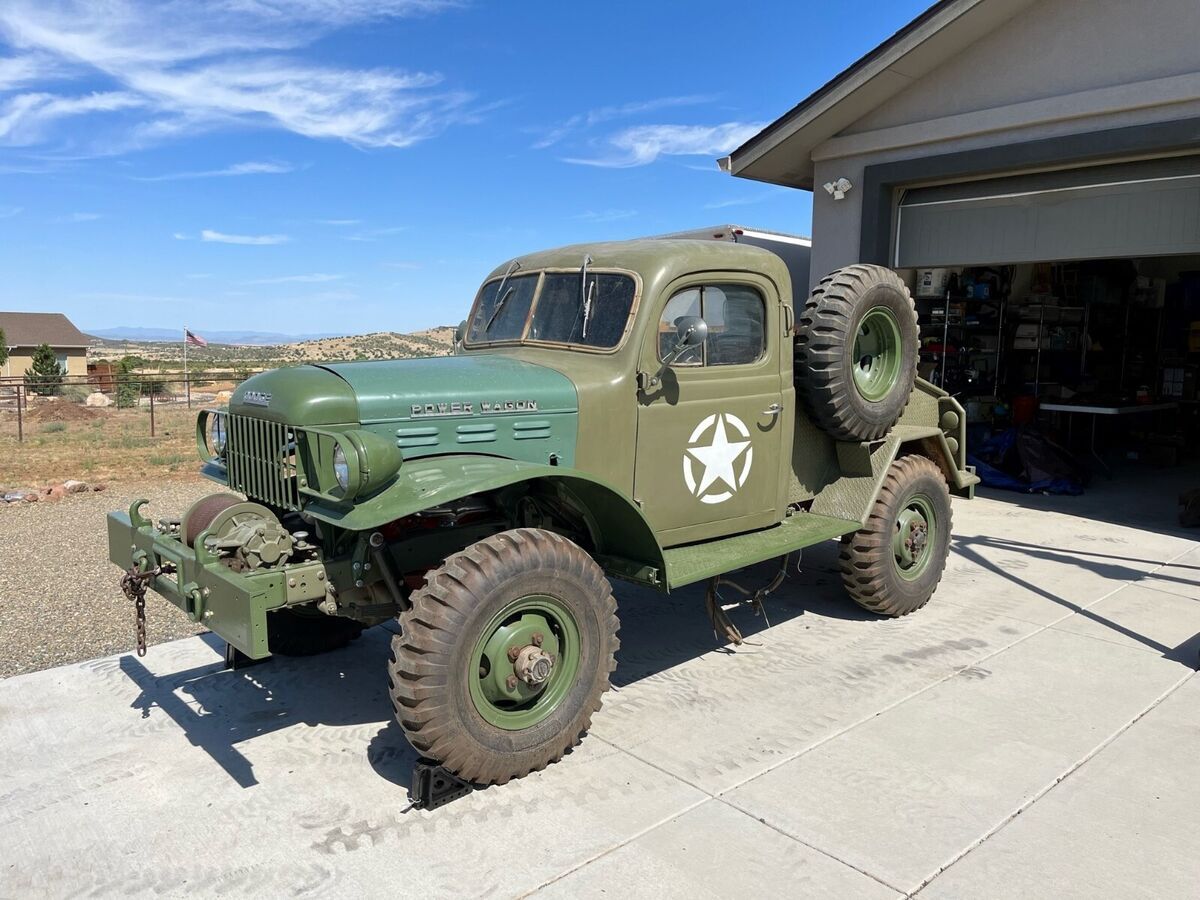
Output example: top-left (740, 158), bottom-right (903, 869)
top-left (454, 319), bottom-right (467, 346)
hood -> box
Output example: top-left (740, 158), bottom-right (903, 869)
top-left (232, 355), bottom-right (577, 426)
top-left (230, 365), bottom-right (358, 424)
top-left (320, 355), bottom-right (577, 424)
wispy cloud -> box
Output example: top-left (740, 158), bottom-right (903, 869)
top-left (344, 225), bottom-right (407, 242)
top-left (381, 260), bottom-right (421, 269)
top-left (201, 229), bottom-right (290, 245)
top-left (531, 95), bottom-right (716, 149)
top-left (0, 203), bottom-right (21, 218)
top-left (315, 218), bottom-right (361, 226)
top-left (573, 208), bottom-right (638, 223)
top-left (133, 160), bottom-right (296, 181)
top-left (703, 189), bottom-right (786, 210)
top-left (0, 1), bottom-right (475, 156)
top-left (565, 122), bottom-right (766, 169)
top-left (172, 231), bottom-right (189, 240)
top-left (184, 272), bottom-right (212, 279)
top-left (52, 210), bottom-right (102, 222)
top-left (246, 272), bottom-right (342, 284)
top-left (78, 290), bottom-right (188, 303)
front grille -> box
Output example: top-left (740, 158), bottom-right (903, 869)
top-left (226, 415), bottom-right (300, 511)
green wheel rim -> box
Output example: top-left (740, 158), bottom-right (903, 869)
top-left (468, 594), bottom-right (581, 731)
top-left (853, 307), bottom-right (903, 402)
top-left (893, 493), bottom-right (937, 581)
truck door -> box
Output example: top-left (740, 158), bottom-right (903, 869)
top-left (634, 275), bottom-right (787, 545)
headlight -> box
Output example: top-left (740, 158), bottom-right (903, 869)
top-left (210, 414), bottom-right (227, 456)
top-left (333, 443), bottom-right (350, 491)
top-left (326, 431), bottom-right (402, 500)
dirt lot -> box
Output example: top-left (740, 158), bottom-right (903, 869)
top-left (0, 402), bottom-right (200, 487)
top-left (0, 480), bottom-right (215, 677)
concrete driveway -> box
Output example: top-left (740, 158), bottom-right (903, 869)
top-left (3, 469), bottom-right (1199, 898)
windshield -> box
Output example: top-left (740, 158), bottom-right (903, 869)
top-left (466, 270), bottom-right (637, 350)
top-left (466, 273), bottom-right (538, 343)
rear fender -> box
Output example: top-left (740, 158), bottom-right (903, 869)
top-left (809, 381), bottom-right (979, 525)
top-left (302, 455), bottom-right (667, 587)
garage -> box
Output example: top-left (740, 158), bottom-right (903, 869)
top-left (723, 0), bottom-right (1200, 497)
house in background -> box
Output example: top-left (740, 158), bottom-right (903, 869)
top-left (0, 312), bottom-right (91, 379)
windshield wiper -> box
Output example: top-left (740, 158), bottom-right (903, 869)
top-left (483, 259), bottom-right (521, 334)
top-left (579, 254), bottom-right (595, 339)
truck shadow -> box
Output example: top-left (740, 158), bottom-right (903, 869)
top-left (118, 541), bottom-right (870, 792)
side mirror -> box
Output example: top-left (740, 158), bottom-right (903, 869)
top-left (662, 316), bottom-right (707, 365)
top-left (638, 316), bottom-right (709, 394)
top-left (674, 316), bottom-right (708, 348)
top-left (454, 319), bottom-right (467, 345)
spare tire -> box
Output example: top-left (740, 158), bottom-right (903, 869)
top-left (795, 264), bottom-right (919, 442)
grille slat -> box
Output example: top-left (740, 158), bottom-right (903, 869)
top-left (227, 415), bottom-right (300, 511)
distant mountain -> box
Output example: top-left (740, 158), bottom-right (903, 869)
top-left (86, 327), bottom-right (340, 345)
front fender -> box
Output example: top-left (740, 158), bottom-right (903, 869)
top-left (302, 455), bottom-right (667, 587)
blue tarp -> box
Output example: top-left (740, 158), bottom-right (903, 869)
top-left (967, 427), bottom-right (1084, 495)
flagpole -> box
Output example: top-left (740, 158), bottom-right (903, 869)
top-left (184, 326), bottom-right (191, 409)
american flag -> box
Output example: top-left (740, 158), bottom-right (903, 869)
top-left (185, 329), bottom-right (208, 347)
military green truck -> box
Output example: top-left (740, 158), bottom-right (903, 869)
top-left (109, 239), bottom-right (977, 785)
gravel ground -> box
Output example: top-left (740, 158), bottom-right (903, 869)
top-left (0, 480), bottom-right (217, 678)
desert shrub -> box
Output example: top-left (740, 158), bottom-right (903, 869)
top-left (40, 421), bottom-right (66, 433)
top-left (59, 384), bottom-right (90, 403)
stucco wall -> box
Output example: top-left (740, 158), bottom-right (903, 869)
top-left (1, 347), bottom-right (87, 380)
top-left (805, 0), bottom-right (1200, 285)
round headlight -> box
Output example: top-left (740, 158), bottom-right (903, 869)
top-left (209, 414), bottom-right (227, 456)
top-left (333, 443), bottom-right (350, 491)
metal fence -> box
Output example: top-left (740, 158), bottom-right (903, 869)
top-left (0, 372), bottom-right (248, 442)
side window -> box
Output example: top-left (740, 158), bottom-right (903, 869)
top-left (658, 284), bottom-right (765, 367)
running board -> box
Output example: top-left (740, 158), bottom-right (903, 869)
top-left (663, 512), bottom-right (860, 590)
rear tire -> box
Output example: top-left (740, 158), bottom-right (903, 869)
top-left (266, 606), bottom-right (364, 656)
top-left (795, 264), bottom-right (919, 442)
top-left (389, 528), bottom-right (619, 785)
top-left (840, 455), bottom-right (952, 617)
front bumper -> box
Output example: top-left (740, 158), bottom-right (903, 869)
top-left (107, 500), bottom-right (327, 659)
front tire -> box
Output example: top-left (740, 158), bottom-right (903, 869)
top-left (389, 528), bottom-right (619, 785)
top-left (840, 455), bottom-right (952, 617)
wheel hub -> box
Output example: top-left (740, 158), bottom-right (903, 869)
top-left (893, 495), bottom-right (936, 580)
top-left (852, 307), bottom-right (903, 403)
top-left (469, 596), bottom-right (581, 731)
top-left (514, 645), bottom-right (554, 685)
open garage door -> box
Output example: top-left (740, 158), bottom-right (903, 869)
top-left (895, 156), bottom-right (1200, 268)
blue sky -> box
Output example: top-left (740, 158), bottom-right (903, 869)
top-left (0, 0), bottom-right (929, 336)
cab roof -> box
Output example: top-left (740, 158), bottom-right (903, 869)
top-left (482, 238), bottom-right (793, 300)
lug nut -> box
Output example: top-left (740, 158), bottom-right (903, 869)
top-left (531, 632), bottom-right (544, 647)
top-left (505, 675), bottom-right (518, 691)
top-left (507, 646), bottom-right (521, 662)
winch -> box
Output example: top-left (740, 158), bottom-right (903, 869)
top-left (181, 494), bottom-right (295, 571)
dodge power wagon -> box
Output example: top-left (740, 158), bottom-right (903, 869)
top-left (109, 239), bottom-right (977, 785)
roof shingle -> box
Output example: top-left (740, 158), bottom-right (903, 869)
top-left (0, 312), bottom-right (91, 348)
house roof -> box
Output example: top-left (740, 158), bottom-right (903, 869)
top-left (723, 0), bottom-right (1036, 189)
top-left (0, 312), bottom-right (91, 348)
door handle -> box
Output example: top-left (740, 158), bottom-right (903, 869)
top-left (762, 403), bottom-right (782, 416)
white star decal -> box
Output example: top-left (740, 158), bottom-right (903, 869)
top-left (683, 413), bottom-right (754, 505)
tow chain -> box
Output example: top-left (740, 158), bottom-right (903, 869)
top-left (120, 565), bottom-right (160, 657)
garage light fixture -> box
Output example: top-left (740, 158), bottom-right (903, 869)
top-left (823, 177), bottom-right (853, 200)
